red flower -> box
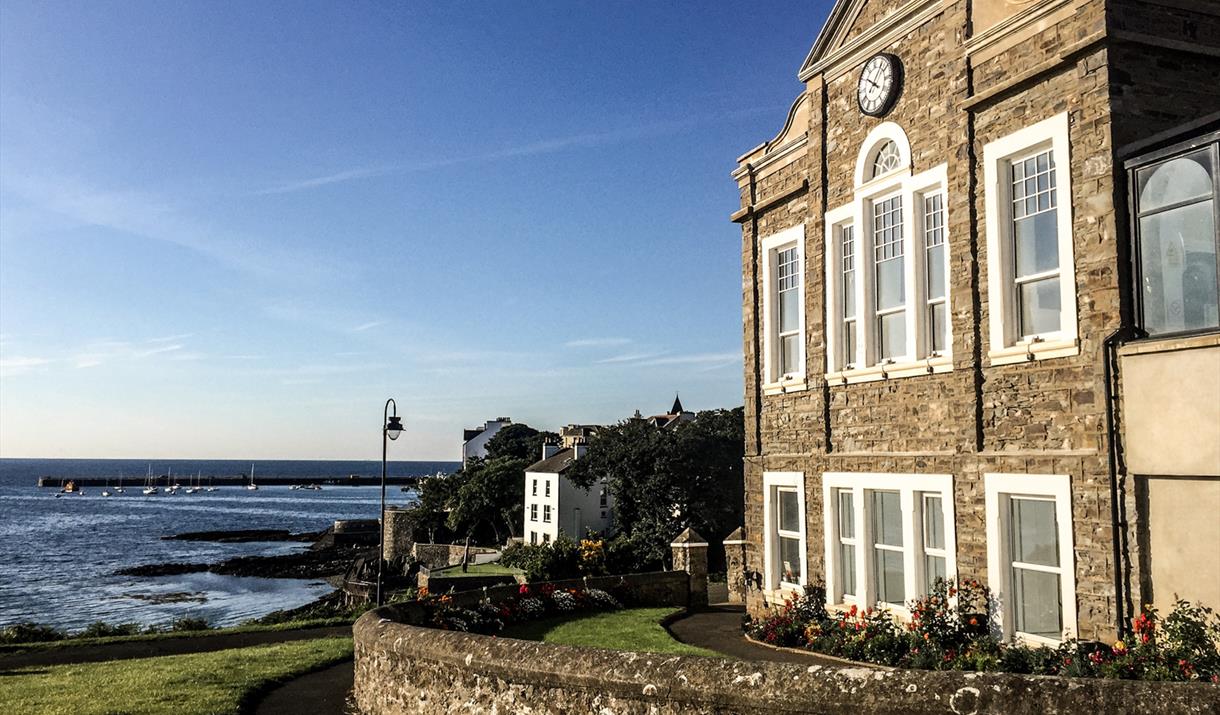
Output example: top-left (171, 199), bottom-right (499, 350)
top-left (518, 584), bottom-right (531, 596)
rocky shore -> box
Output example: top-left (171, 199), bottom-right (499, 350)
top-left (161, 529), bottom-right (320, 543)
top-left (119, 527), bottom-right (374, 580)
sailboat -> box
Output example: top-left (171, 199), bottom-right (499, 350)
top-left (115, 471), bottom-right (125, 494)
top-left (246, 464), bottom-right (259, 491)
top-left (101, 476), bottom-right (112, 498)
top-left (185, 471), bottom-right (200, 494)
top-left (143, 465), bottom-right (159, 495)
top-left (205, 474), bottom-right (218, 493)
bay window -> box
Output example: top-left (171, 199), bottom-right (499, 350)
top-left (984, 113), bottom-right (1079, 364)
top-left (823, 472), bottom-right (955, 610)
top-left (1127, 133), bottom-right (1220, 336)
top-left (824, 122), bottom-right (950, 381)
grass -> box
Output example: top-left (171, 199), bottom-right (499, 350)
top-left (502, 607), bottom-right (719, 657)
top-left (438, 562), bottom-right (522, 578)
top-left (0, 637), bottom-right (353, 715)
top-left (0, 617), bottom-right (353, 655)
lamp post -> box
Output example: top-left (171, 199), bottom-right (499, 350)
top-left (377, 398), bottom-right (404, 607)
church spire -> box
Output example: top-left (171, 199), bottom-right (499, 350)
top-left (671, 393), bottom-right (684, 415)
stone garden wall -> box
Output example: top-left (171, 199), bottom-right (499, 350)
top-left (352, 607), bottom-right (1218, 715)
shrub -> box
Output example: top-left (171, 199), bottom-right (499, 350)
top-left (169, 617), bottom-right (211, 632)
top-left (744, 581), bottom-right (1220, 682)
top-left (500, 536), bottom-right (583, 582)
top-left (0, 622), bottom-right (66, 645)
top-left (80, 622), bottom-right (142, 639)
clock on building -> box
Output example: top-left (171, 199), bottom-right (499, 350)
top-left (857, 53), bottom-right (903, 117)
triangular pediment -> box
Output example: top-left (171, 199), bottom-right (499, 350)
top-left (799, 0), bottom-right (929, 79)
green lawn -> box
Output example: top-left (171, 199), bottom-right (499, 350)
top-left (439, 562), bottom-right (522, 578)
top-left (0, 617), bottom-right (353, 655)
top-left (0, 637), bottom-right (353, 715)
top-left (502, 607), bottom-right (720, 657)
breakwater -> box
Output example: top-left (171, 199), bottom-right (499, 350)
top-left (37, 474), bottom-right (427, 488)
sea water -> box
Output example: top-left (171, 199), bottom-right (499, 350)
top-left (0, 458), bottom-right (457, 631)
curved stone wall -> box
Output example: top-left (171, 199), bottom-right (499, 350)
top-left (353, 607), bottom-right (1219, 715)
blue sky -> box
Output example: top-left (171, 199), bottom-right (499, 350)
top-left (0, 1), bottom-right (830, 460)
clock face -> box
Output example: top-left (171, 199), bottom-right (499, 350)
top-left (857, 53), bottom-right (902, 117)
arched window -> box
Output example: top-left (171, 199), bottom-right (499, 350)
top-left (872, 141), bottom-right (903, 178)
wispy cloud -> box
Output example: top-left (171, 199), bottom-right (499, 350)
top-left (634, 352), bottom-right (740, 367)
top-left (0, 356), bottom-right (50, 378)
top-left (253, 166), bottom-right (395, 196)
top-left (565, 337), bottom-right (632, 348)
top-left (252, 106), bottom-right (784, 195)
top-left (595, 351), bottom-right (669, 364)
top-left (352, 321), bottom-right (385, 332)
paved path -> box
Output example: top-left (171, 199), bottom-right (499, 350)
top-left (667, 604), bottom-right (847, 666)
top-left (0, 625), bottom-right (352, 670)
top-left (253, 658), bottom-right (354, 715)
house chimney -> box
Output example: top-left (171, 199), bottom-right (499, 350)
top-left (572, 437), bottom-right (588, 460)
top-left (542, 440), bottom-right (562, 460)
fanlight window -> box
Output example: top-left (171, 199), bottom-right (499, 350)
top-left (872, 141), bottom-right (903, 178)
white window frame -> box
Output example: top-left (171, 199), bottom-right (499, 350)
top-left (530, 531), bottom-right (537, 545)
top-left (762, 471), bottom-right (807, 594)
top-left (543, 504), bottom-right (552, 523)
top-left (921, 191), bottom-right (950, 357)
top-left (984, 472), bottom-right (1077, 645)
top-left (545, 479), bottom-right (551, 497)
top-left (532, 478), bottom-right (537, 496)
top-left (825, 122), bottom-right (951, 382)
top-left (822, 472), bottom-right (956, 614)
top-left (760, 224), bottom-right (806, 394)
top-left (530, 503), bottom-right (538, 522)
top-left (983, 112), bottom-right (1079, 365)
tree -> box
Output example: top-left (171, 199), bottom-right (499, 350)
top-left (445, 455), bottom-right (528, 545)
top-left (484, 423), bottom-right (558, 462)
top-left (567, 407), bottom-right (745, 568)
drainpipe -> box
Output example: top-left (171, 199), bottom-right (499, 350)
top-left (1102, 323), bottom-right (1143, 638)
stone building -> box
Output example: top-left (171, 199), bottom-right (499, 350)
top-left (732, 0), bottom-right (1219, 645)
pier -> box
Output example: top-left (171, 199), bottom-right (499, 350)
top-left (36, 474), bottom-right (435, 488)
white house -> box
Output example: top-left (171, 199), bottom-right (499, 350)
top-left (461, 417), bottom-right (511, 466)
top-left (522, 427), bottom-right (612, 545)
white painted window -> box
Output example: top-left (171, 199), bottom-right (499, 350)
top-left (761, 225), bottom-right (806, 391)
top-left (1128, 135), bottom-right (1220, 336)
top-left (823, 472), bottom-right (956, 611)
top-left (983, 112), bottom-right (1079, 364)
top-left (923, 193), bottom-right (949, 355)
top-left (763, 472), bottom-right (807, 592)
top-left (543, 504), bottom-right (551, 523)
top-left (841, 225), bottom-right (858, 369)
top-left (532, 479), bottom-right (537, 496)
top-left (530, 531), bottom-right (537, 545)
top-left (530, 503), bottom-right (538, 522)
top-left (545, 479), bottom-right (551, 497)
top-left (542, 532), bottom-right (550, 544)
top-left (836, 490), bottom-right (858, 599)
top-left (985, 473), bottom-right (1077, 644)
top-left (824, 123), bottom-right (950, 381)
top-left (599, 489), bottom-right (607, 508)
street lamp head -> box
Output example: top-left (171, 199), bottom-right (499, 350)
top-left (385, 415), bottom-right (404, 441)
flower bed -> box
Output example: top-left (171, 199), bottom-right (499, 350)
top-left (410, 583), bottom-right (623, 635)
top-left (746, 579), bottom-right (1220, 682)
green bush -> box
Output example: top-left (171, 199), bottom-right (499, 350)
top-left (500, 537), bottom-right (582, 582)
top-left (0, 622), bottom-right (66, 644)
top-left (80, 621), bottom-right (142, 639)
top-left (169, 617), bottom-right (212, 632)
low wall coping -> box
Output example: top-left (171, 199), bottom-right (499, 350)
top-left (354, 608), bottom-right (1219, 715)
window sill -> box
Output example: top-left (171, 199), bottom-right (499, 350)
top-left (762, 377), bottom-right (809, 395)
top-left (763, 586), bottom-right (804, 604)
top-left (1118, 331), bottom-right (1220, 357)
top-left (825, 355), bottom-right (953, 384)
top-left (988, 338), bottom-right (1078, 366)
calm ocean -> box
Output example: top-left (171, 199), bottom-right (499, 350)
top-left (0, 458), bottom-right (458, 632)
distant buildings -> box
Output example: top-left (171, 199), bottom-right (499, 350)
top-left (461, 418), bottom-right (511, 466)
top-left (521, 396), bottom-right (696, 545)
top-left (523, 426), bottom-right (608, 545)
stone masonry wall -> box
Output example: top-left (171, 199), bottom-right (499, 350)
top-left (352, 607), bottom-right (1219, 715)
top-left (736, 0), bottom-right (1156, 640)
